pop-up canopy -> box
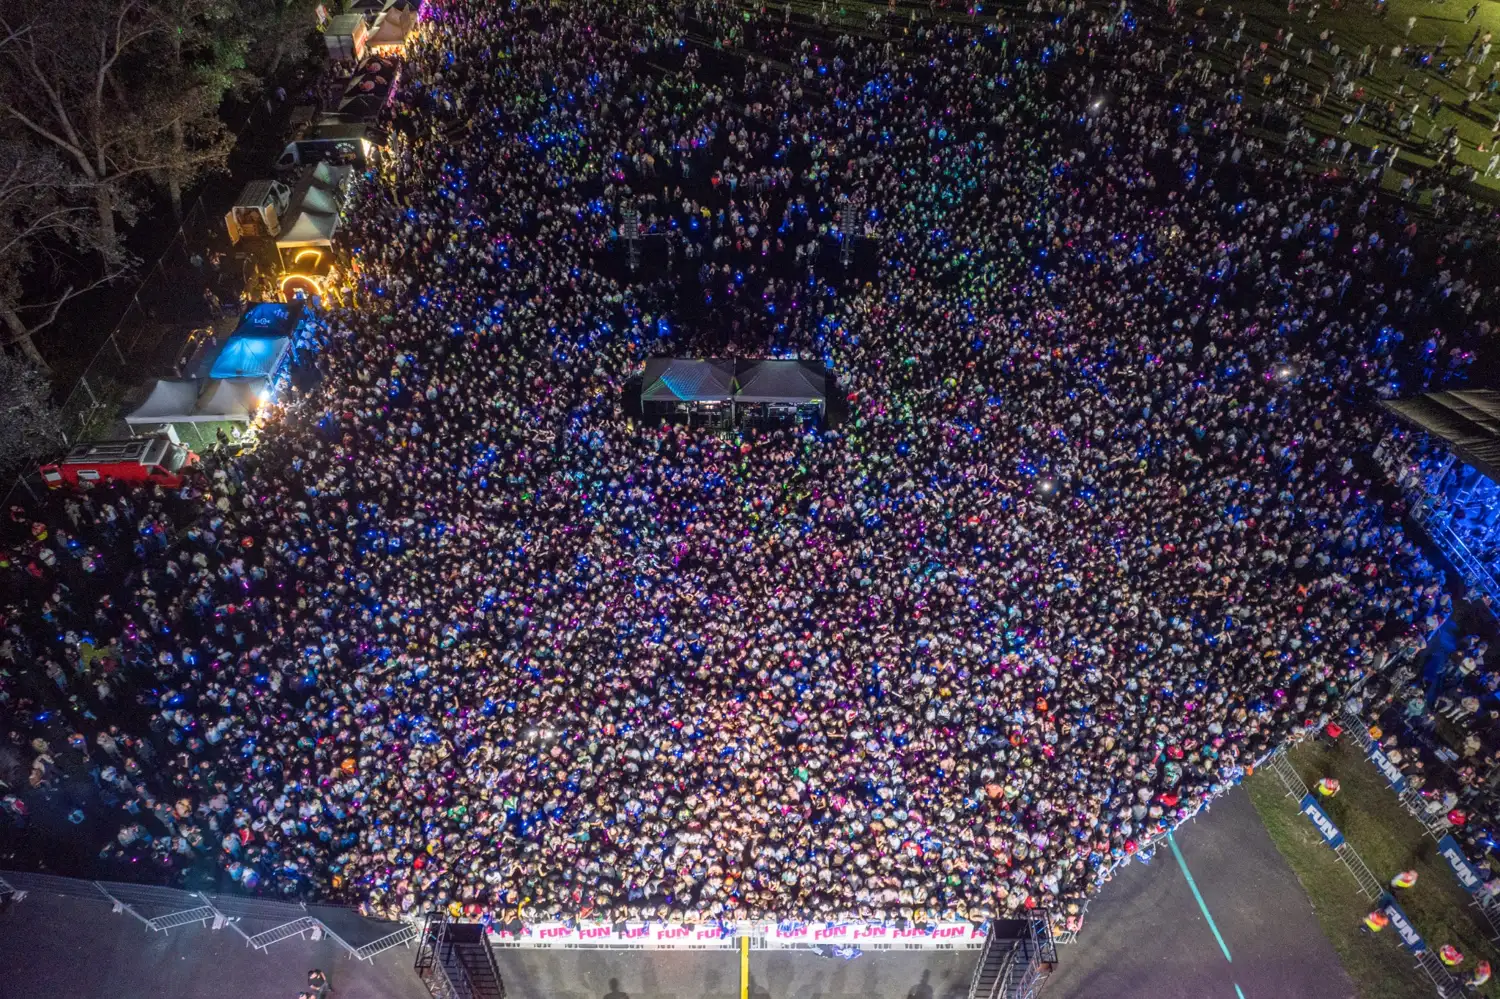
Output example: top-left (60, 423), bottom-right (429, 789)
top-left (123, 377), bottom-right (268, 425)
top-left (209, 335), bottom-right (292, 380)
top-left (124, 379), bottom-right (204, 427)
top-left (733, 359), bottom-right (827, 404)
top-left (640, 358), bottom-right (736, 403)
top-left (195, 378), bottom-right (269, 423)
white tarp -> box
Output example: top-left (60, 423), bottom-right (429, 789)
top-left (194, 377), bottom-right (269, 423)
top-left (277, 210), bottom-right (338, 248)
top-left (124, 379), bottom-right (204, 426)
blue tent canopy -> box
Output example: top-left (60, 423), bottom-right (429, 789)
top-left (209, 335), bottom-right (292, 380)
top-left (235, 301), bottom-right (303, 339)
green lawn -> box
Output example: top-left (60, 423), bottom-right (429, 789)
top-left (1247, 737), bottom-right (1499, 997)
top-left (757, 0), bottom-right (1500, 198)
top-left (1226, 0), bottom-right (1500, 188)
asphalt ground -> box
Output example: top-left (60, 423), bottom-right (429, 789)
top-left (1047, 784), bottom-right (1359, 999)
top-left (0, 785), bottom-right (1350, 999)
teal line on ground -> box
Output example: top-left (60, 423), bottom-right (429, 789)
top-left (1168, 831), bottom-right (1234, 964)
top-left (1235, 984), bottom-right (1247, 999)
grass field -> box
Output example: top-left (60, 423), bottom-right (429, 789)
top-left (1222, 0), bottom-right (1500, 186)
top-left (748, 0), bottom-right (1500, 202)
top-left (1248, 737), bottom-right (1500, 997)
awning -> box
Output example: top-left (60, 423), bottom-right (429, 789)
top-left (1383, 389), bottom-right (1500, 483)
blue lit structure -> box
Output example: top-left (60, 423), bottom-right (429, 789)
top-left (1379, 390), bottom-right (1500, 607)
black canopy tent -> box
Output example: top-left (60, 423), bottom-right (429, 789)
top-left (635, 357), bottom-right (831, 428)
top-left (733, 359), bottom-right (828, 425)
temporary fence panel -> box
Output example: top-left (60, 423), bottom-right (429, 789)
top-left (246, 916), bottom-right (321, 951)
top-left (352, 923), bottom-right (420, 961)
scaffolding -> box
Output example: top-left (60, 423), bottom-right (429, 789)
top-left (1375, 404), bottom-right (1500, 609)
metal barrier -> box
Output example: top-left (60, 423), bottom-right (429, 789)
top-left (1264, 748), bottom-right (1388, 902)
top-left (1341, 710), bottom-right (1500, 942)
top-left (1266, 746), bottom-right (1462, 997)
top-left (965, 915), bottom-right (1054, 999)
top-left (0, 868), bottom-right (416, 963)
top-left (1340, 710), bottom-right (1453, 840)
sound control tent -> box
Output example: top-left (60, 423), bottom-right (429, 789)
top-left (733, 359), bottom-right (827, 411)
top-left (640, 358), bottom-right (735, 404)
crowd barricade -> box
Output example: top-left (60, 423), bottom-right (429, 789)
top-left (0, 869), bottom-right (417, 961)
top-left (1340, 708), bottom-right (1453, 840)
top-left (486, 918), bottom-right (987, 950)
top-left (1341, 709), bottom-right (1500, 942)
top-left (1265, 745), bottom-right (1462, 997)
top-left (0, 867), bottom-right (997, 953)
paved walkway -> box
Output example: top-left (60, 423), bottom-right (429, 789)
top-left (1047, 785), bottom-right (1357, 999)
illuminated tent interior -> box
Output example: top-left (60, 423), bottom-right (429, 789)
top-left (208, 335), bottom-right (292, 381)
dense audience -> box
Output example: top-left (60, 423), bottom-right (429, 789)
top-left (2, 0), bottom-right (1498, 931)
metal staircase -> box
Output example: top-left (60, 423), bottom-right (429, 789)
top-left (968, 915), bottom-right (1056, 999)
top-left (415, 913), bottom-right (505, 999)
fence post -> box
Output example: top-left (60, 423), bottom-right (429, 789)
top-left (110, 334), bottom-right (126, 367)
top-left (78, 376), bottom-right (97, 408)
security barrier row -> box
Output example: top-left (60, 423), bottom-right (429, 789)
top-left (0, 869), bottom-right (418, 962)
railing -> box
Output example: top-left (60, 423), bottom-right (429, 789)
top-left (1405, 488), bottom-right (1500, 613)
top-left (0, 868), bottom-right (416, 963)
top-left (415, 912), bottom-right (485, 999)
top-left (1266, 745), bottom-right (1461, 997)
top-left (967, 915), bottom-right (1053, 999)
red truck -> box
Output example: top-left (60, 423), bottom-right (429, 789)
top-left (40, 436), bottom-right (200, 490)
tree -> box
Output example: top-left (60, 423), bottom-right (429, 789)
top-left (142, 0), bottom-right (245, 218)
top-left (242, 0), bottom-right (317, 79)
top-left (0, 140), bottom-right (131, 370)
top-left (0, 0), bottom-right (236, 242)
top-left (0, 349), bottom-right (65, 478)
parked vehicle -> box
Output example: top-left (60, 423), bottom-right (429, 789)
top-left (39, 436), bottom-right (200, 490)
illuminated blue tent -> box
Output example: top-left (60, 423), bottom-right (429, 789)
top-left (208, 335), bottom-right (292, 380)
top-left (235, 301), bottom-right (303, 338)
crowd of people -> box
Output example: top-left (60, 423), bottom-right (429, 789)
top-left (2, 0), bottom-right (1498, 932)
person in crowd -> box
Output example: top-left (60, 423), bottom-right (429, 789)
top-left (1, 0), bottom-right (1497, 930)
